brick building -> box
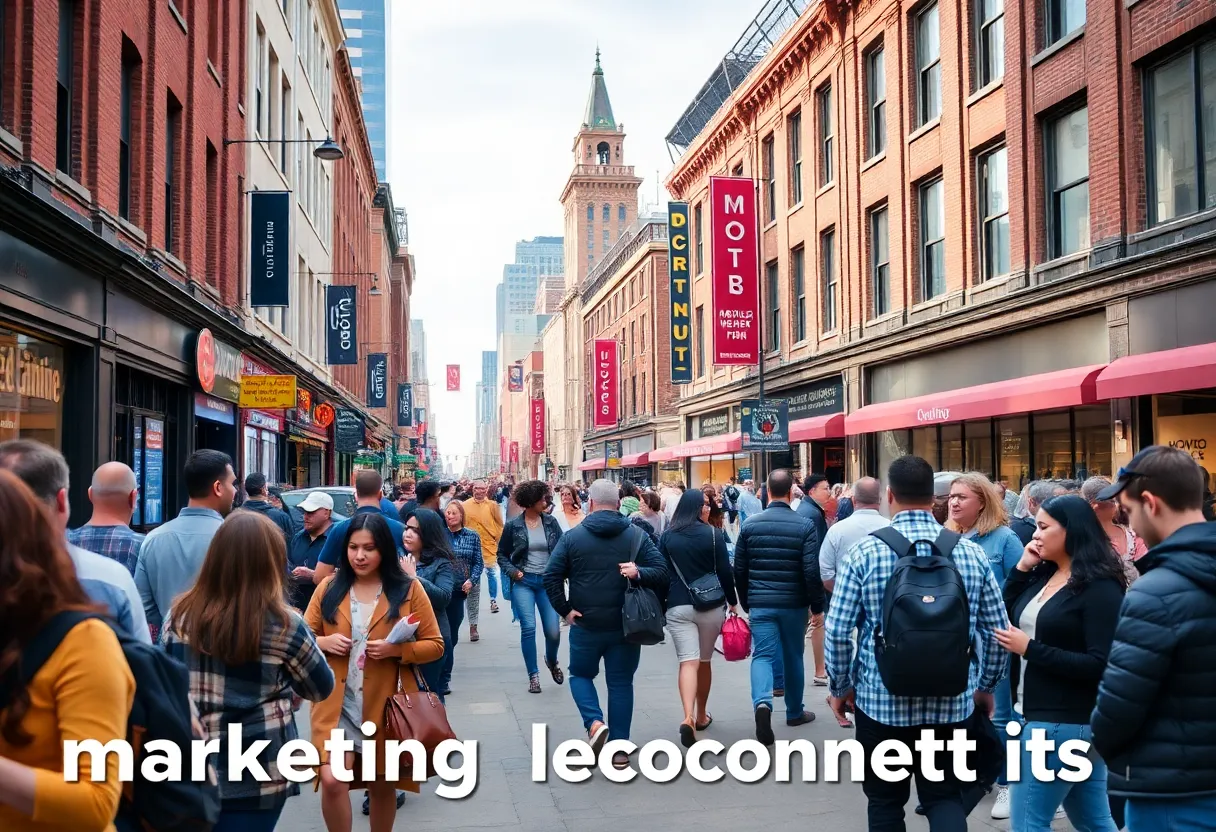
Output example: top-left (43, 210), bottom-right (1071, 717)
top-left (664, 0), bottom-right (1216, 488)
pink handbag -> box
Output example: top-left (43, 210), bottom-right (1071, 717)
top-left (720, 611), bottom-right (752, 662)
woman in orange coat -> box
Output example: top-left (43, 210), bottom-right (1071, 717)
top-left (305, 513), bottom-right (444, 832)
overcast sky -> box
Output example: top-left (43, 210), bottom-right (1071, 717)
top-left (386, 0), bottom-right (760, 466)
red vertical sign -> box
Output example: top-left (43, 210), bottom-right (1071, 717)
top-left (592, 339), bottom-right (619, 428)
top-left (509, 441), bottom-right (520, 465)
top-left (530, 398), bottom-right (545, 454)
top-left (446, 364), bottom-right (461, 391)
top-left (709, 176), bottom-right (760, 365)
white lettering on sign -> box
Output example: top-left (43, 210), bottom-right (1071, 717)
top-left (263, 222), bottom-right (276, 277)
top-left (916, 407), bottom-right (950, 423)
top-left (330, 296), bottom-right (354, 351)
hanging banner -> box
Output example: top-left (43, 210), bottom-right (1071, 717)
top-left (500, 435), bottom-right (507, 467)
top-left (325, 284), bottom-right (358, 365)
top-left (334, 408), bottom-right (364, 453)
top-left (250, 191), bottom-right (290, 307)
top-left (367, 353), bottom-right (388, 408)
top-left (592, 338), bottom-right (618, 429)
top-left (447, 364), bottom-right (461, 391)
top-left (509, 441), bottom-right (520, 466)
top-left (709, 176), bottom-right (760, 365)
top-left (530, 398), bottom-right (545, 454)
top-left (397, 383), bottom-right (413, 426)
top-left (741, 398), bottom-right (790, 451)
top-left (667, 202), bottom-right (693, 383)
top-left (507, 364), bottom-right (524, 392)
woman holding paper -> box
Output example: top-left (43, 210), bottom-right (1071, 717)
top-left (402, 509), bottom-right (459, 700)
top-left (306, 513), bottom-right (443, 832)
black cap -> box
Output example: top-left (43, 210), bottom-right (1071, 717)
top-left (1095, 447), bottom-right (1157, 501)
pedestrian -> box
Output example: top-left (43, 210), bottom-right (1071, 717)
top-left (399, 479), bottom-right (441, 523)
top-left (543, 479), bottom-right (668, 769)
top-left (797, 473), bottom-right (832, 687)
top-left (403, 508), bottom-right (458, 699)
top-left (0, 469), bottom-right (137, 832)
top-left (463, 480), bottom-right (505, 616)
top-left (1091, 447), bottom-right (1216, 832)
top-left (636, 490), bottom-right (667, 536)
top-left (835, 483), bottom-right (855, 523)
top-left (238, 473), bottom-right (295, 543)
top-left (312, 470), bottom-right (406, 588)
top-left (286, 491), bottom-right (335, 611)
top-left (660, 489), bottom-right (737, 747)
top-left (722, 478), bottom-right (741, 529)
top-left (738, 480), bottom-right (763, 524)
top-left (161, 511), bottom-right (335, 832)
top-left (997, 494), bottom-right (1124, 832)
top-left (826, 455), bottom-right (1009, 832)
top-left (497, 479), bottom-right (565, 693)
top-left (1011, 480), bottom-right (1069, 545)
top-left (66, 461), bottom-right (145, 575)
top-left (553, 484), bottom-right (585, 532)
top-left (1080, 476), bottom-right (1148, 587)
top-left (266, 485), bottom-right (297, 534)
top-left (619, 481), bottom-right (641, 517)
top-left (819, 478), bottom-right (890, 595)
top-left (306, 513), bottom-right (444, 831)
top-left (444, 499), bottom-right (484, 642)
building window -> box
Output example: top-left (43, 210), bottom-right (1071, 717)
top-left (818, 84), bottom-right (834, 187)
top-left (979, 146), bottom-right (1010, 280)
top-left (119, 41), bottom-right (140, 221)
top-left (1046, 106), bottom-right (1090, 257)
top-left (694, 203), bottom-right (703, 273)
top-left (789, 110), bottom-right (803, 205)
top-left (603, 203), bottom-right (610, 223)
top-left (821, 228), bottom-right (837, 332)
top-left (916, 3), bottom-right (941, 127)
top-left (871, 206), bottom-right (891, 316)
top-left (587, 203), bottom-right (594, 222)
top-left (56, 0), bottom-right (77, 174)
top-left (978, 0), bottom-right (1004, 88)
top-left (165, 92), bottom-right (182, 255)
top-left (205, 141), bottom-right (219, 284)
top-left (763, 134), bottom-right (776, 222)
top-left (619, 204), bottom-right (626, 226)
top-left (766, 260), bottom-right (780, 352)
top-left (920, 178), bottom-right (945, 299)
top-left (1045, 0), bottom-right (1084, 46)
top-left (732, 162), bottom-right (744, 177)
top-left (695, 305), bottom-right (705, 378)
top-left (207, 0), bottom-right (219, 66)
top-left (867, 46), bottom-right (886, 158)
top-left (255, 21), bottom-right (266, 136)
top-left (1146, 41), bottom-right (1216, 225)
top-left (280, 76), bottom-right (291, 172)
top-left (792, 246), bottom-right (806, 342)
top-left (597, 141), bottom-right (610, 164)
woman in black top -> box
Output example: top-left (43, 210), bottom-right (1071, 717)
top-left (403, 509), bottom-right (458, 701)
top-left (659, 490), bottom-right (738, 748)
top-left (995, 494), bottom-right (1126, 832)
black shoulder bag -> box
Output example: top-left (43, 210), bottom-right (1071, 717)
top-left (668, 531), bottom-right (727, 612)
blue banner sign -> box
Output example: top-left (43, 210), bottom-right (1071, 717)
top-left (326, 284), bottom-right (358, 365)
top-left (250, 191), bottom-right (290, 307)
top-left (397, 383), bottom-right (413, 426)
top-left (740, 399), bottom-right (790, 451)
top-left (367, 353), bottom-right (388, 407)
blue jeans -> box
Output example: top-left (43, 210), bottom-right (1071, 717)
top-left (1127, 794), bottom-right (1216, 832)
top-left (748, 607), bottom-right (808, 720)
top-left (213, 804), bottom-right (284, 832)
top-left (485, 566), bottom-right (500, 600)
top-left (439, 589), bottom-right (466, 692)
top-left (512, 573), bottom-right (560, 676)
top-left (1010, 722), bottom-right (1117, 832)
top-left (568, 625), bottom-right (641, 741)
top-left (993, 674), bottom-right (1013, 786)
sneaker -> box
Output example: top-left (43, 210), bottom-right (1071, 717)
top-left (1054, 807), bottom-right (1067, 820)
top-left (546, 660), bottom-right (564, 685)
top-left (990, 785), bottom-right (1011, 820)
top-left (469, 624), bottom-right (479, 642)
top-left (588, 721), bottom-right (608, 755)
top-left (755, 705), bottom-right (775, 746)
top-left (490, 601), bottom-right (499, 613)
top-left (528, 673), bottom-right (542, 694)
top-left (786, 710), bottom-right (816, 727)
top-left (813, 675), bottom-right (829, 686)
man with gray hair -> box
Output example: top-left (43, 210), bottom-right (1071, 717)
top-left (818, 477), bottom-right (890, 594)
top-left (67, 461), bottom-right (145, 575)
top-left (0, 440), bottom-right (150, 643)
top-left (1011, 479), bottom-right (1068, 545)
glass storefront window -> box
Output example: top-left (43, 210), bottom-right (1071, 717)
top-left (998, 417), bottom-right (1030, 490)
top-left (911, 427), bottom-right (939, 469)
top-left (0, 330), bottom-right (64, 447)
top-left (876, 430), bottom-right (911, 484)
top-left (941, 424), bottom-right (963, 471)
top-left (1074, 406), bottom-right (1113, 479)
top-left (1034, 411), bottom-right (1073, 479)
top-left (964, 420), bottom-right (994, 479)
top-left (690, 454), bottom-right (749, 488)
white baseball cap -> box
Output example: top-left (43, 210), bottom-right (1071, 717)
top-left (298, 491), bottom-right (334, 512)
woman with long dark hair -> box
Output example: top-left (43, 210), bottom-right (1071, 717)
top-left (554, 484), bottom-right (584, 532)
top-left (163, 511), bottom-right (334, 832)
top-left (995, 494), bottom-right (1126, 832)
top-left (661, 489), bottom-right (738, 747)
top-left (404, 508), bottom-right (458, 699)
top-left (306, 513), bottom-right (443, 832)
top-left (0, 470), bottom-right (134, 832)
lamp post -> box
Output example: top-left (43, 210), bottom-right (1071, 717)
top-left (223, 135), bottom-right (345, 161)
top-left (307, 271), bottom-right (383, 296)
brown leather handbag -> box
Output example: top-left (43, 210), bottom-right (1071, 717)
top-left (382, 665), bottom-right (457, 780)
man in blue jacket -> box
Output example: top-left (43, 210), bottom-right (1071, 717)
top-left (313, 470), bottom-right (406, 586)
top-left (239, 472), bottom-right (295, 542)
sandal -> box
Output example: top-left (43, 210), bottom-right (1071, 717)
top-left (547, 660), bottom-right (565, 686)
top-left (695, 714), bottom-right (713, 731)
top-left (679, 721), bottom-right (696, 748)
top-left (528, 673), bottom-right (541, 694)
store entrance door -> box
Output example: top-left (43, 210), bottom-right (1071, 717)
top-left (809, 441), bottom-right (846, 485)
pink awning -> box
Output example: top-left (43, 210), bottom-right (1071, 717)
top-left (618, 452), bottom-right (651, 467)
top-left (671, 432), bottom-right (744, 459)
top-left (649, 446), bottom-right (678, 462)
top-left (577, 457), bottom-right (606, 471)
top-left (1096, 343), bottom-right (1216, 399)
top-left (845, 364), bottom-right (1107, 435)
top-left (788, 413), bottom-right (845, 442)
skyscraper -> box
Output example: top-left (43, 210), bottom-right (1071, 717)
top-left (338, 0), bottom-right (388, 180)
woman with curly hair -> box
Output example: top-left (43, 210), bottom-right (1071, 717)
top-left (497, 479), bottom-right (565, 693)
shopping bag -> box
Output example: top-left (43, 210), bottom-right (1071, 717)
top-left (720, 611), bottom-right (751, 661)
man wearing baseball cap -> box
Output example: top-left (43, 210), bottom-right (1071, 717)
top-left (1091, 445), bottom-right (1216, 830)
top-left (287, 491), bottom-right (334, 610)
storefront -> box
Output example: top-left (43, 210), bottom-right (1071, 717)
top-left (238, 353), bottom-right (289, 485)
top-left (192, 330), bottom-right (240, 463)
top-left (774, 374), bottom-right (847, 483)
top-left (288, 388), bottom-right (331, 489)
top-left (0, 328), bottom-right (64, 448)
top-left (678, 407), bottom-right (748, 486)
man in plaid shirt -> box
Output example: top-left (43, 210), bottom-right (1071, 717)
top-left (66, 461), bottom-right (145, 575)
top-left (826, 455), bottom-right (1009, 832)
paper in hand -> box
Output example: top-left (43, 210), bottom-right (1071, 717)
top-left (386, 612), bottom-right (421, 644)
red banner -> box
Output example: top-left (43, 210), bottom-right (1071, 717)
top-left (446, 364), bottom-right (461, 391)
top-left (709, 176), bottom-right (760, 365)
top-left (509, 441), bottom-right (520, 465)
top-left (592, 339), bottom-right (618, 429)
top-left (507, 364), bottom-right (524, 392)
top-left (530, 398), bottom-right (545, 454)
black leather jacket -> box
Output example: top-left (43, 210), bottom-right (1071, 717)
top-left (495, 512), bottom-right (563, 579)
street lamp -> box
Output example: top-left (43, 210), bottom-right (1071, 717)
top-left (223, 135), bottom-right (345, 161)
top-left (308, 271), bottom-right (382, 296)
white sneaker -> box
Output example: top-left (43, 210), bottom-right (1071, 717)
top-left (990, 785), bottom-right (1011, 819)
top-left (1054, 807), bottom-right (1067, 820)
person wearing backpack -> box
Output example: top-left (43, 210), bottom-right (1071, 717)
top-left (825, 455), bottom-right (1009, 832)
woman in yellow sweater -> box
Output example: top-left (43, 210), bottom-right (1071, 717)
top-left (0, 469), bottom-right (136, 832)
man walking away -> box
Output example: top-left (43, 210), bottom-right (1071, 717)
top-left (240, 472), bottom-right (295, 542)
top-left (798, 473), bottom-right (832, 685)
top-left (0, 440), bottom-right (150, 644)
top-left (735, 469), bottom-right (825, 744)
top-left (286, 491), bottom-right (333, 610)
top-left (135, 449), bottom-right (235, 631)
top-left (400, 479), bottom-right (441, 523)
top-left (738, 480), bottom-right (763, 525)
top-left (1091, 446), bottom-right (1216, 832)
top-left (313, 470), bottom-right (406, 586)
top-left (723, 478), bottom-right (741, 530)
top-left (826, 455), bottom-right (1008, 832)
top-left (465, 480), bottom-right (506, 615)
top-left (543, 479), bottom-right (668, 770)
top-left (819, 477), bottom-right (889, 594)
top-left (67, 461), bottom-right (145, 575)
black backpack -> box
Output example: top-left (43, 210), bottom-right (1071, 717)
top-left (869, 527), bottom-right (972, 698)
top-left (1, 612), bottom-right (220, 832)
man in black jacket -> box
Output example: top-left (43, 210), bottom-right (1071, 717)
top-left (1092, 445), bottom-right (1216, 829)
top-left (735, 469), bottom-right (825, 745)
top-left (544, 479), bottom-right (667, 769)
top-left (798, 472), bottom-right (832, 686)
top-left (239, 473), bottom-right (294, 542)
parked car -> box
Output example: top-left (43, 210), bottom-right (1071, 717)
top-left (280, 486), bottom-right (355, 527)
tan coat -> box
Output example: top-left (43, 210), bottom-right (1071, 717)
top-left (305, 576), bottom-right (445, 791)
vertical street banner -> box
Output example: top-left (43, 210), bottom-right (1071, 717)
top-left (500, 436), bottom-right (507, 469)
top-left (592, 338), bottom-right (619, 429)
top-left (367, 353), bottom-right (388, 408)
top-left (447, 364), bottom-right (461, 391)
top-left (530, 398), bottom-right (545, 454)
top-left (249, 191), bottom-right (290, 307)
top-left (509, 441), bottom-right (520, 466)
top-left (709, 176), bottom-right (760, 365)
top-left (334, 408), bottom-right (364, 453)
top-left (741, 398), bottom-right (791, 451)
top-left (667, 202), bottom-right (693, 383)
top-left (396, 383), bottom-right (413, 426)
top-left (325, 284), bottom-right (358, 365)
top-left (507, 364), bottom-right (524, 392)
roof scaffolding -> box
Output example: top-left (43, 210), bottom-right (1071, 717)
top-left (665, 0), bottom-right (813, 160)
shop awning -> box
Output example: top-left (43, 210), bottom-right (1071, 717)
top-left (1096, 343), bottom-right (1216, 400)
top-left (844, 364), bottom-right (1107, 435)
top-left (789, 413), bottom-right (845, 442)
top-left (672, 433), bottom-right (744, 459)
top-left (618, 452), bottom-right (650, 467)
top-left (578, 457), bottom-right (606, 471)
top-left (649, 446), bottom-right (678, 462)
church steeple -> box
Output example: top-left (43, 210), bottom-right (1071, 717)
top-left (582, 48), bottom-right (616, 131)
